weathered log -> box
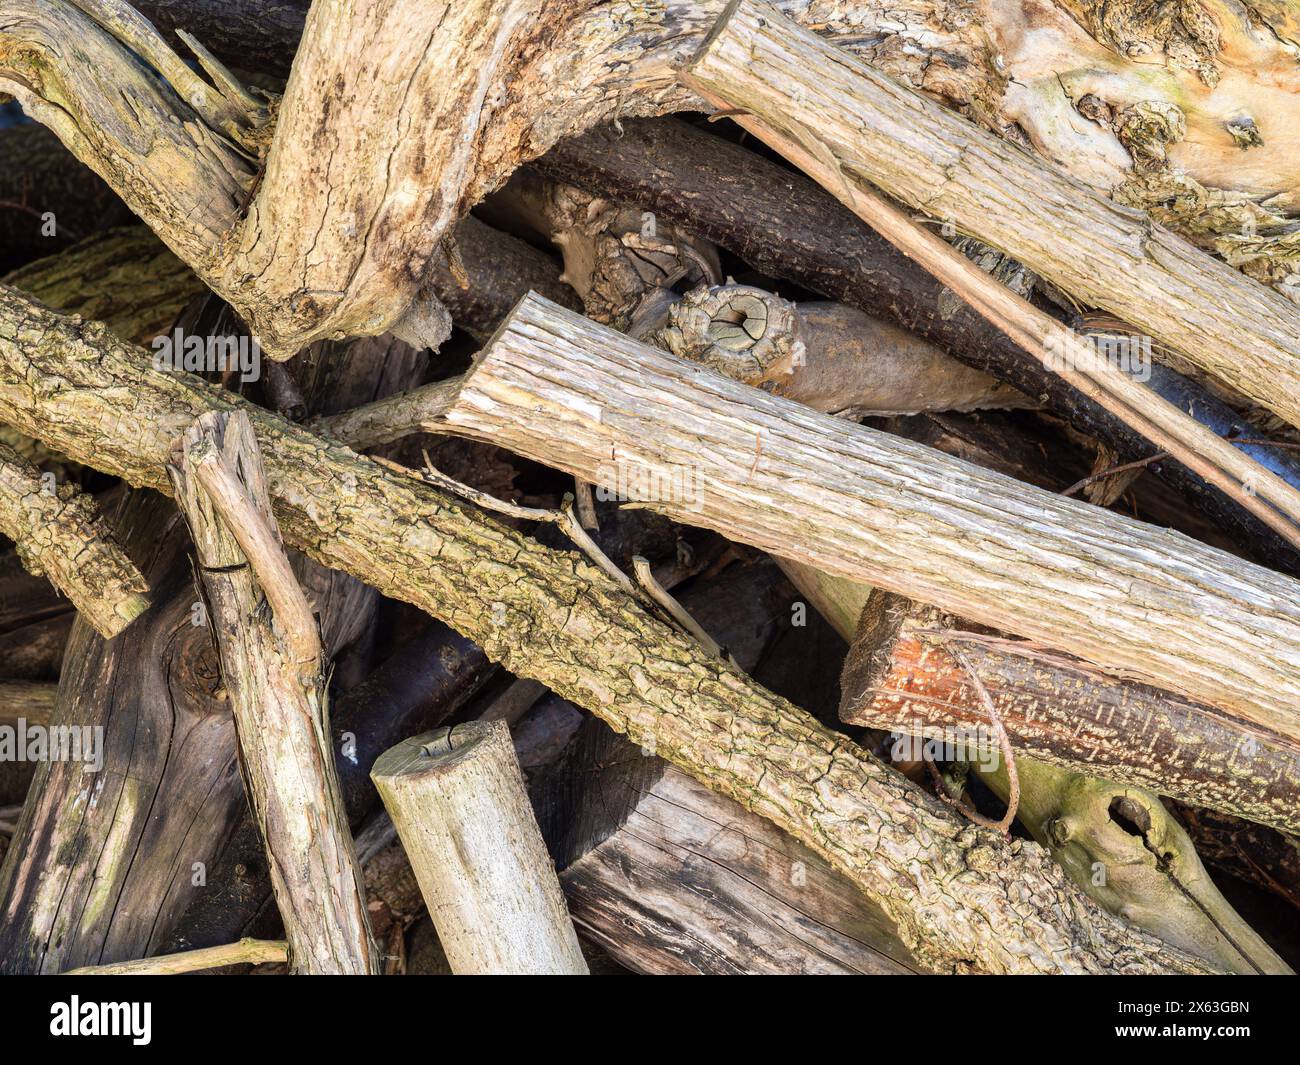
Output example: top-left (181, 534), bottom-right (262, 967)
top-left (19, 0), bottom-right (1297, 359)
top-left (682, 0), bottom-right (1300, 438)
top-left (0, 441), bottom-right (147, 638)
top-left (372, 721), bottom-right (587, 975)
top-left (169, 410), bottom-right (377, 975)
top-left (164, 619), bottom-right (494, 954)
top-left (537, 118), bottom-right (1300, 575)
top-left (841, 590), bottom-right (1300, 837)
top-left (4, 226), bottom-right (202, 346)
top-left (0, 284), bottom-right (1209, 974)
top-left (0, 297), bottom-right (425, 973)
top-left (534, 714), bottom-right (917, 975)
top-left (438, 294), bottom-right (1300, 746)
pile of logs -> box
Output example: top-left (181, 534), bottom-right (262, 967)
top-left (0, 0), bottom-right (1298, 977)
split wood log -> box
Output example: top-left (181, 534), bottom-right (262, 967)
top-left (537, 118), bottom-right (1300, 575)
top-left (533, 714), bottom-right (917, 975)
top-left (682, 0), bottom-right (1300, 438)
top-left (19, 0), bottom-right (1298, 360)
top-left (371, 721), bottom-right (587, 975)
top-left (164, 620), bottom-right (494, 954)
top-left (169, 410), bottom-right (377, 975)
top-left (842, 591), bottom-right (1300, 838)
top-left (0, 284), bottom-right (1209, 974)
top-left (0, 441), bottom-right (147, 637)
top-left (437, 294), bottom-right (1300, 747)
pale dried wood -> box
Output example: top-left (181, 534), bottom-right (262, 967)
top-left (682, 0), bottom-right (1300, 437)
top-left (371, 721), bottom-right (588, 975)
top-left (0, 284), bottom-right (1208, 974)
top-left (63, 937), bottom-right (288, 975)
top-left (169, 410), bottom-right (376, 975)
top-left (440, 294), bottom-right (1300, 748)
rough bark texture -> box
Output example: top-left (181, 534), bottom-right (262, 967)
top-left (0, 297), bottom-right (423, 973)
top-left (537, 117), bottom-right (1300, 576)
top-left (169, 411), bottom-right (377, 975)
top-left (445, 294), bottom-right (1300, 746)
top-left (371, 721), bottom-right (588, 975)
top-left (682, 1), bottom-right (1300, 436)
top-left (0, 679), bottom-right (56, 723)
top-left (0, 283), bottom-right (1207, 974)
top-left (15, 0), bottom-right (1296, 359)
top-left (842, 590), bottom-right (1300, 837)
top-left (0, 440), bottom-right (147, 637)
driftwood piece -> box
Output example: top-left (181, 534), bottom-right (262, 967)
top-left (682, 1), bottom-right (1300, 436)
top-left (0, 284), bottom-right (1209, 974)
top-left (63, 938), bottom-right (289, 976)
top-left (169, 410), bottom-right (376, 975)
top-left (537, 117), bottom-right (1300, 575)
top-left (372, 721), bottom-right (587, 975)
top-left (842, 591), bottom-right (1300, 837)
top-left (0, 441), bottom-right (147, 637)
top-left (440, 294), bottom-right (1300, 746)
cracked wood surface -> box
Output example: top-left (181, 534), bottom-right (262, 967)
top-left (442, 294), bottom-right (1300, 751)
top-left (0, 283), bottom-right (1207, 974)
top-left (170, 410), bottom-right (376, 975)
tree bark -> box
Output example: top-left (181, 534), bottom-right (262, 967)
top-left (13, 0), bottom-right (1297, 359)
top-left (0, 441), bottom-right (147, 637)
top-left (441, 294), bottom-right (1300, 747)
top-left (0, 284), bottom-right (1210, 974)
top-left (372, 721), bottom-right (588, 975)
top-left (536, 118), bottom-right (1300, 575)
top-left (841, 590), bottom-right (1300, 837)
top-left (682, 0), bottom-right (1300, 437)
top-left (169, 410), bottom-right (377, 975)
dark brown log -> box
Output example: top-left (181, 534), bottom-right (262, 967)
top-left (535, 118), bottom-right (1300, 575)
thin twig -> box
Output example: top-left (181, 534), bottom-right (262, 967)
top-left (950, 645), bottom-right (1019, 833)
top-left (63, 938), bottom-right (289, 975)
top-left (418, 453), bottom-right (636, 595)
top-left (632, 555), bottom-right (732, 663)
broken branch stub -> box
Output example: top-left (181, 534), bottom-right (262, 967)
top-left (371, 721), bottom-right (588, 975)
top-left (168, 410), bottom-right (377, 975)
top-left (0, 441), bottom-right (147, 638)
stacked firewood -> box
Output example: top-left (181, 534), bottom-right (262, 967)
top-left (0, 0), bottom-right (1297, 976)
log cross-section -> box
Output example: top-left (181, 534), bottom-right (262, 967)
top-left (440, 294), bottom-right (1300, 747)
